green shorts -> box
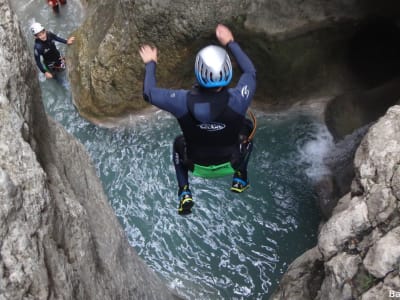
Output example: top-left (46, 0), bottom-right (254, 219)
top-left (192, 162), bottom-right (235, 178)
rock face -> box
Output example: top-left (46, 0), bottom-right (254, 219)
top-left (271, 105), bottom-right (400, 299)
top-left (68, 0), bottom-right (400, 124)
top-left (0, 0), bottom-right (180, 299)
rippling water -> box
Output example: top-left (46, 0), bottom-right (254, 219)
top-left (66, 109), bottom-right (325, 299)
top-left (14, 1), bottom-right (332, 299)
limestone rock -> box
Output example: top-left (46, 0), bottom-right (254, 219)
top-left (354, 105), bottom-right (400, 193)
top-left (363, 226), bottom-right (400, 278)
top-left (361, 273), bottom-right (400, 300)
top-left (0, 0), bottom-right (181, 298)
top-left (318, 197), bottom-right (370, 259)
top-left (270, 247), bottom-right (324, 300)
top-left (318, 252), bottom-right (362, 300)
top-left (271, 105), bottom-right (400, 298)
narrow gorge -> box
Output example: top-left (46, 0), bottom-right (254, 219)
top-left (1, 0), bottom-right (400, 299)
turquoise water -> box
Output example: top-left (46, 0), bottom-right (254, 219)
top-left (52, 103), bottom-right (325, 300)
top-left (15, 1), bottom-right (330, 298)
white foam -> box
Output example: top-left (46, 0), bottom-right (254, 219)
top-left (297, 123), bottom-right (335, 180)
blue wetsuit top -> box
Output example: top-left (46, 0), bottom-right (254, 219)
top-left (142, 41), bottom-right (256, 165)
top-left (33, 31), bottom-right (67, 73)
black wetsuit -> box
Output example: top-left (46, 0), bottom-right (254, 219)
top-left (142, 41), bottom-right (256, 188)
top-left (33, 31), bottom-right (67, 73)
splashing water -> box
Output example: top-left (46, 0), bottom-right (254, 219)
top-left (13, 2), bottom-right (335, 298)
top-left (297, 122), bottom-right (335, 180)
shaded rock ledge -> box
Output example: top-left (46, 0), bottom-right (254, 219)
top-left (271, 104), bottom-right (400, 299)
top-left (0, 0), bottom-right (181, 299)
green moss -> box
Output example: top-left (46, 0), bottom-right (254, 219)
top-left (353, 269), bottom-right (378, 295)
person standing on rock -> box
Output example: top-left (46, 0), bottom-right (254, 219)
top-left (30, 22), bottom-right (75, 88)
top-left (139, 24), bottom-right (257, 215)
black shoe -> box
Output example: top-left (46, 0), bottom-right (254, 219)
top-left (230, 172), bottom-right (249, 193)
top-left (178, 186), bottom-right (194, 215)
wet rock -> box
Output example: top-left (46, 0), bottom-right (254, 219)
top-left (270, 247), bottom-right (324, 300)
top-left (271, 105), bottom-right (400, 298)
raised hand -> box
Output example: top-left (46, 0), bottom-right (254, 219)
top-left (215, 24), bottom-right (234, 46)
top-left (139, 45), bottom-right (158, 64)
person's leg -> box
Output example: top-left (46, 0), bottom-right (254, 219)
top-left (53, 69), bottom-right (69, 90)
top-left (231, 118), bottom-right (254, 193)
top-left (49, 57), bottom-right (69, 89)
top-left (231, 141), bottom-right (253, 192)
top-left (173, 135), bottom-right (189, 189)
top-left (173, 135), bottom-right (193, 214)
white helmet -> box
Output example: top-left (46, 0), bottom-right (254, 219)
top-left (30, 22), bottom-right (45, 35)
top-left (194, 45), bottom-right (233, 88)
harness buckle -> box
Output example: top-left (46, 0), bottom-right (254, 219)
top-left (48, 56), bottom-right (66, 72)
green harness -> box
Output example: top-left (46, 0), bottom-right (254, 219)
top-left (192, 162), bottom-right (235, 178)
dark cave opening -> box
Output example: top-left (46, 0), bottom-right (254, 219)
top-left (347, 17), bottom-right (400, 88)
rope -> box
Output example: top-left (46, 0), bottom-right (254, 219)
top-left (247, 110), bottom-right (257, 142)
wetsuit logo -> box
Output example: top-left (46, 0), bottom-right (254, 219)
top-left (241, 85), bottom-right (250, 99)
top-left (198, 123), bottom-right (226, 131)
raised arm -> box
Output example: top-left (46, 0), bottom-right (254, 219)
top-left (50, 31), bottom-right (75, 45)
top-left (216, 24), bottom-right (256, 113)
top-left (139, 45), bottom-right (158, 102)
top-left (138, 44), bottom-right (188, 118)
top-left (216, 24), bottom-right (255, 75)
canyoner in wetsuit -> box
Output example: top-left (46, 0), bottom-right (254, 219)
top-left (139, 24), bottom-right (256, 215)
top-left (30, 22), bottom-right (75, 87)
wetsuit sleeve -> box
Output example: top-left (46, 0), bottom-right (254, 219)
top-left (227, 41), bottom-right (257, 115)
top-left (48, 31), bottom-right (67, 44)
top-left (33, 45), bottom-right (47, 73)
top-left (142, 61), bottom-right (189, 118)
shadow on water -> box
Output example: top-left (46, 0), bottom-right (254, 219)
top-left (15, 1), bottom-right (326, 299)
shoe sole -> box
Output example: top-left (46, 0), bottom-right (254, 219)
top-left (230, 185), bottom-right (249, 193)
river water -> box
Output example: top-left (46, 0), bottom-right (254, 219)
top-left (14, 1), bottom-right (333, 299)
